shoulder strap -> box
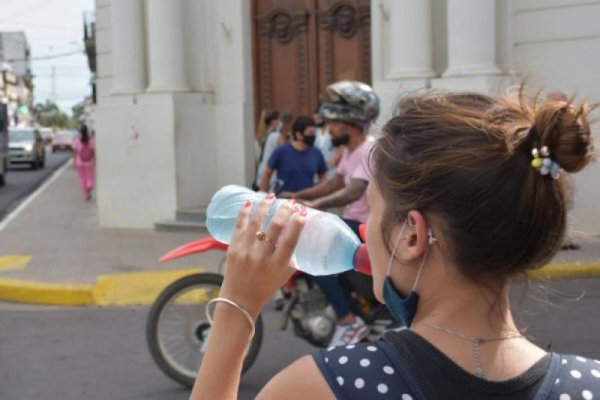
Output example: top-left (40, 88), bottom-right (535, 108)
top-left (378, 340), bottom-right (427, 400)
top-left (313, 341), bottom-right (427, 400)
top-left (532, 353), bottom-right (561, 400)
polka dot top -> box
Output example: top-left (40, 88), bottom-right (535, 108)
top-left (312, 330), bottom-right (600, 399)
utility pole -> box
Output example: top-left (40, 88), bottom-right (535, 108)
top-left (51, 65), bottom-right (57, 103)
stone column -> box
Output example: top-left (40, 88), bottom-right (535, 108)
top-left (385, 0), bottom-right (435, 79)
top-left (443, 0), bottom-right (499, 77)
top-left (110, 0), bottom-right (146, 93)
top-left (146, 0), bottom-right (189, 92)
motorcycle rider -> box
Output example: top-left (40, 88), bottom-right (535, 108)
top-left (280, 80), bottom-right (380, 347)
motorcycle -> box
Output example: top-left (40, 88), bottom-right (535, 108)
top-left (146, 229), bottom-right (397, 388)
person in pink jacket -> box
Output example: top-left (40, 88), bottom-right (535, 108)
top-left (72, 125), bottom-right (95, 200)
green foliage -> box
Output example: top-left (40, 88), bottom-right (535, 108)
top-left (34, 100), bottom-right (78, 129)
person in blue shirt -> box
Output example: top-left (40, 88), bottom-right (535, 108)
top-left (259, 116), bottom-right (327, 194)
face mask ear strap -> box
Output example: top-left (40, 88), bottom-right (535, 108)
top-left (412, 228), bottom-right (437, 291)
top-left (385, 221), bottom-right (407, 277)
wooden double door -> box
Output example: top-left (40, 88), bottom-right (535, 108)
top-left (252, 0), bottom-right (371, 127)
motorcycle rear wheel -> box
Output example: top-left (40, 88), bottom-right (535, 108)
top-left (146, 273), bottom-right (263, 388)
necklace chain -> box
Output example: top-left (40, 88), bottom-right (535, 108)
top-left (419, 322), bottom-right (523, 378)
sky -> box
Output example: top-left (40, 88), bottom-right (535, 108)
top-left (0, 0), bottom-right (95, 114)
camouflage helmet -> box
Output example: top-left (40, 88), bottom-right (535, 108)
top-left (319, 81), bottom-right (380, 128)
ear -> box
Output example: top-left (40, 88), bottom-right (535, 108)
top-left (403, 210), bottom-right (430, 262)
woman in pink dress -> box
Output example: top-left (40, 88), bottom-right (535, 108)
top-left (72, 125), bottom-right (95, 200)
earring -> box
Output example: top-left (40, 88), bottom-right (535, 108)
top-left (428, 228), bottom-right (437, 245)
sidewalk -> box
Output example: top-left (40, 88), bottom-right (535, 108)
top-left (0, 162), bottom-right (223, 306)
top-left (0, 162), bottom-right (599, 307)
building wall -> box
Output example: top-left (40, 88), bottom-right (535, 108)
top-left (94, 0), bottom-right (253, 228)
top-left (512, 0), bottom-right (600, 235)
top-left (0, 32), bottom-right (30, 77)
top-left (96, 0), bottom-right (599, 234)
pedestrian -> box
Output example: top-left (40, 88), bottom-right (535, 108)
top-left (281, 81), bottom-right (380, 347)
top-left (254, 109), bottom-right (279, 163)
top-left (313, 107), bottom-right (340, 178)
top-left (191, 87), bottom-right (599, 399)
top-left (258, 116), bottom-right (327, 195)
top-left (72, 125), bottom-right (95, 201)
top-left (252, 111), bottom-right (284, 190)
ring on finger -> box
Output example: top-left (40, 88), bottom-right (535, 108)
top-left (256, 231), bottom-right (277, 250)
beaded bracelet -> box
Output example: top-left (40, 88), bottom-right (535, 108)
top-left (205, 297), bottom-right (256, 339)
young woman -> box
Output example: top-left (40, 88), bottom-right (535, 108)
top-left (72, 125), bottom-right (95, 201)
top-left (191, 89), bottom-right (599, 399)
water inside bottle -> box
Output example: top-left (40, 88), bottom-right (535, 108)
top-left (205, 185), bottom-right (362, 276)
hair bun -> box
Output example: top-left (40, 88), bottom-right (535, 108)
top-left (533, 100), bottom-right (595, 173)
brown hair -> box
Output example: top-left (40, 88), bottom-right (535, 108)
top-left (255, 109), bottom-right (280, 144)
top-left (372, 88), bottom-right (595, 282)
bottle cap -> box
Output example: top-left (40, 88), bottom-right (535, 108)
top-left (353, 245), bottom-right (372, 276)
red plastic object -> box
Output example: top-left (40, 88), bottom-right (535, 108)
top-left (159, 237), bottom-right (228, 263)
top-left (359, 223), bottom-right (367, 242)
top-left (353, 244), bottom-right (372, 275)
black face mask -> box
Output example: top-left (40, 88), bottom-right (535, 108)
top-left (302, 134), bottom-right (316, 147)
top-left (331, 132), bottom-right (350, 147)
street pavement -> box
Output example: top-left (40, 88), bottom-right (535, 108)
top-left (0, 163), bottom-right (223, 306)
top-left (0, 161), bottom-right (598, 398)
top-left (0, 279), bottom-right (598, 400)
top-left (0, 303), bottom-right (315, 400)
top-left (0, 148), bottom-right (70, 220)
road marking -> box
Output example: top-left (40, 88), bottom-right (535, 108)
top-left (0, 255), bottom-right (32, 271)
top-left (0, 160), bottom-right (72, 232)
top-left (0, 267), bottom-right (205, 306)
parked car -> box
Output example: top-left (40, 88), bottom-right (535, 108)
top-left (8, 128), bottom-right (46, 169)
top-left (39, 127), bottom-right (54, 145)
top-left (51, 130), bottom-right (76, 152)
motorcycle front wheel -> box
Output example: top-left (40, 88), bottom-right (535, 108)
top-left (146, 273), bottom-right (263, 388)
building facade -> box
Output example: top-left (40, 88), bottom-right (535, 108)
top-left (95, 0), bottom-right (600, 235)
top-left (0, 31), bottom-right (34, 127)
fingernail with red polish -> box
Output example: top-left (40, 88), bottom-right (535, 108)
top-left (244, 200), bottom-right (252, 208)
top-left (300, 209), bottom-right (308, 217)
top-left (267, 193), bottom-right (275, 200)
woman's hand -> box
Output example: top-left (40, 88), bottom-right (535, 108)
top-left (219, 195), bottom-right (306, 318)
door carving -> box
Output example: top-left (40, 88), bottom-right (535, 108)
top-left (252, 0), bottom-right (371, 127)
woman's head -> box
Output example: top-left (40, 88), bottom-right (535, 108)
top-left (368, 89), bottom-right (595, 297)
top-left (255, 109), bottom-right (280, 143)
top-left (80, 124), bottom-right (89, 144)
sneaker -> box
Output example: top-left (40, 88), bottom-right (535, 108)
top-left (328, 316), bottom-right (369, 347)
top-left (272, 290), bottom-right (285, 311)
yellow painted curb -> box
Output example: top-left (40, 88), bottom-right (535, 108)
top-left (0, 268), bottom-right (204, 307)
top-left (0, 263), bottom-right (599, 307)
top-left (527, 262), bottom-right (600, 280)
top-left (0, 276), bottom-right (94, 306)
top-left (92, 268), bottom-right (204, 306)
top-left (0, 255), bottom-right (32, 271)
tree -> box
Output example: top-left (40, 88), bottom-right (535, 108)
top-left (34, 100), bottom-right (78, 129)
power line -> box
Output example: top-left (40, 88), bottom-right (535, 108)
top-left (3, 49), bottom-right (84, 63)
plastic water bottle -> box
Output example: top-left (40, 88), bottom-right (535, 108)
top-left (205, 185), bottom-right (371, 276)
